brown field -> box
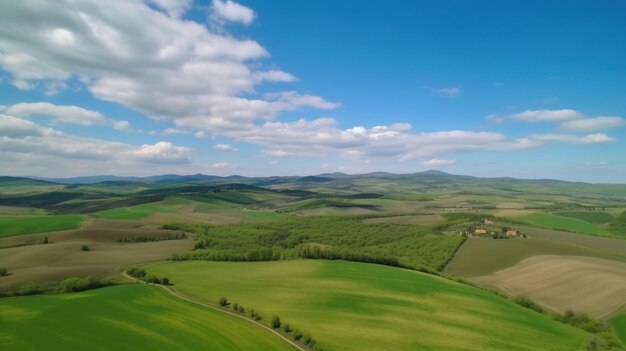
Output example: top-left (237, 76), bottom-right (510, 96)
top-left (362, 214), bottom-right (445, 225)
top-left (472, 255), bottom-right (626, 319)
top-left (0, 218), bottom-right (192, 287)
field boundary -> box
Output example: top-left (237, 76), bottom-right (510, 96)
top-left (122, 273), bottom-right (306, 351)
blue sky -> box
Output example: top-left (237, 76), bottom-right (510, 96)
top-left (0, 0), bottom-right (624, 182)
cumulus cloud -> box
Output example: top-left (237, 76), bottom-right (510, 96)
top-left (210, 0), bottom-right (255, 25)
top-left (214, 143), bottom-right (238, 152)
top-left (0, 0), bottom-right (335, 134)
top-left (423, 158), bottom-right (456, 166)
top-left (0, 113), bottom-right (193, 176)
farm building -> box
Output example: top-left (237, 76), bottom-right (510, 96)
top-left (506, 230), bottom-right (518, 237)
top-left (474, 228), bottom-right (487, 235)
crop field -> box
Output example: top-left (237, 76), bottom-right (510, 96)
top-left (0, 219), bottom-right (192, 286)
top-left (517, 213), bottom-right (614, 237)
top-left (472, 255), bottom-right (626, 319)
top-left (148, 260), bottom-right (590, 351)
top-left (556, 211), bottom-right (615, 224)
top-left (443, 236), bottom-right (624, 277)
top-left (0, 284), bottom-right (297, 351)
top-left (0, 214), bottom-right (84, 238)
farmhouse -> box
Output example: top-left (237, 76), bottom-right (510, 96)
top-left (474, 228), bottom-right (487, 235)
top-left (506, 230), bottom-right (518, 237)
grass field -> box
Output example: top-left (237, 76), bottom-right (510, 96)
top-left (556, 211), bottom-right (614, 224)
top-left (0, 284), bottom-right (297, 351)
top-left (611, 313), bottom-right (626, 346)
top-left (518, 213), bottom-right (615, 237)
top-left (0, 214), bottom-right (83, 238)
top-left (148, 260), bottom-right (589, 351)
top-left (472, 255), bottom-right (626, 319)
top-left (95, 203), bottom-right (174, 220)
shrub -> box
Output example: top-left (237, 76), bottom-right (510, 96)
top-left (233, 303), bottom-right (239, 311)
top-left (271, 315), bottom-right (281, 329)
top-left (282, 323), bottom-right (292, 333)
top-left (61, 276), bottom-right (104, 293)
top-left (0, 267), bottom-right (7, 276)
top-left (558, 310), bottom-right (608, 333)
top-left (292, 329), bottom-right (303, 341)
top-left (237, 305), bottom-right (245, 313)
top-left (126, 266), bottom-right (147, 278)
top-left (80, 245), bottom-right (90, 251)
top-left (144, 274), bottom-right (161, 284)
top-left (160, 277), bottom-right (170, 285)
top-left (513, 296), bottom-right (543, 313)
top-left (219, 297), bottom-right (229, 307)
top-left (43, 236), bottom-right (49, 244)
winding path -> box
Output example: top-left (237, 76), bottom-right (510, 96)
top-left (122, 273), bottom-right (306, 351)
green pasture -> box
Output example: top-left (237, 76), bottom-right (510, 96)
top-left (611, 313), bottom-right (626, 346)
top-left (0, 214), bottom-right (83, 238)
top-left (0, 284), bottom-right (297, 351)
top-left (517, 213), bottom-right (615, 237)
top-left (148, 260), bottom-right (589, 351)
top-left (95, 203), bottom-right (173, 220)
top-left (555, 211), bottom-right (614, 224)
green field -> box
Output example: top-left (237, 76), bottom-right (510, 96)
top-left (556, 211), bottom-right (614, 224)
top-left (95, 203), bottom-right (173, 220)
top-left (611, 313), bottom-right (626, 346)
top-left (518, 213), bottom-right (615, 237)
top-left (0, 214), bottom-right (83, 238)
top-left (0, 284), bottom-right (297, 351)
top-left (148, 260), bottom-right (590, 351)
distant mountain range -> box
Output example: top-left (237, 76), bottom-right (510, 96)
top-left (3, 169), bottom-right (597, 186)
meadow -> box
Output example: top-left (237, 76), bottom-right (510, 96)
top-left (0, 284), bottom-right (297, 351)
top-left (147, 259), bottom-right (590, 351)
top-left (611, 313), bottom-right (626, 346)
top-left (0, 214), bottom-right (83, 238)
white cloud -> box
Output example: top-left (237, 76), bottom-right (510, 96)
top-left (0, 0), bottom-right (335, 135)
top-left (436, 87), bottom-right (461, 98)
top-left (210, 0), bottom-right (255, 25)
top-left (0, 113), bottom-right (194, 176)
top-left (529, 133), bottom-right (615, 144)
top-left (559, 116), bottom-right (625, 132)
top-left (4, 102), bottom-right (107, 126)
top-left (161, 128), bottom-right (191, 135)
top-left (214, 143), bottom-right (238, 152)
top-left (112, 120), bottom-right (132, 131)
top-left (2, 102), bottom-right (135, 131)
top-left (207, 161), bottom-right (236, 170)
top-left (423, 158), bottom-right (456, 166)
top-left (511, 109), bottom-right (583, 122)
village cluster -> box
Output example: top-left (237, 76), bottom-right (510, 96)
top-left (460, 218), bottom-right (525, 239)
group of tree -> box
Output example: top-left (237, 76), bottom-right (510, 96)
top-left (60, 276), bottom-right (109, 293)
top-left (126, 267), bottom-right (170, 285)
top-left (220, 297), bottom-right (323, 350)
top-left (116, 232), bottom-right (187, 243)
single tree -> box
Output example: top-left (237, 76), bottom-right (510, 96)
top-left (271, 315), bottom-right (281, 329)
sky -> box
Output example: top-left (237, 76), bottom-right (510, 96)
top-left (0, 0), bottom-right (625, 182)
